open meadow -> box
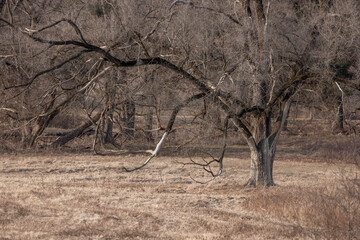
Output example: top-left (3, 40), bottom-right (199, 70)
top-left (1, 135), bottom-right (359, 239)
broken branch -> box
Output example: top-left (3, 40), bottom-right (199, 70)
top-left (123, 93), bottom-right (206, 172)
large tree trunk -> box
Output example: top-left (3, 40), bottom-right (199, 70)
top-left (245, 113), bottom-right (274, 186)
top-left (242, 100), bottom-right (291, 186)
top-left (241, 0), bottom-right (276, 186)
top-left (247, 138), bottom-right (275, 186)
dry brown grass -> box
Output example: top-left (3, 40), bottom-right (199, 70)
top-left (0, 149), bottom-right (359, 239)
top-left (243, 183), bottom-right (360, 239)
top-left (242, 135), bottom-right (360, 239)
top-left (317, 135), bottom-right (360, 163)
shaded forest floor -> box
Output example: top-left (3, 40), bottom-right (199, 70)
top-left (1, 134), bottom-right (359, 239)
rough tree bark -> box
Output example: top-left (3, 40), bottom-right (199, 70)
top-left (241, 0), bottom-right (277, 186)
top-left (244, 101), bottom-right (292, 186)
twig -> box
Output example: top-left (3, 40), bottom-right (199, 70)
top-left (180, 115), bottom-right (229, 179)
top-left (169, 0), bottom-right (242, 26)
top-left (123, 93), bottom-right (206, 172)
top-left (4, 50), bottom-right (90, 90)
top-left (77, 66), bottom-right (111, 93)
top-left (24, 18), bottom-right (89, 45)
top-left (189, 174), bottom-right (216, 184)
top-left (134, 31), bottom-right (151, 58)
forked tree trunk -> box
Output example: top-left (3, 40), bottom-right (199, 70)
top-left (245, 114), bottom-right (274, 186)
top-left (240, 0), bottom-right (275, 186)
top-left (247, 138), bottom-right (275, 186)
top-left (243, 100), bottom-right (291, 186)
top-left (26, 90), bottom-right (79, 148)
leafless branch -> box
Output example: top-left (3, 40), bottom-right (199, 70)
top-left (181, 115), bottom-right (229, 178)
top-left (77, 66), bottom-right (111, 93)
top-left (92, 108), bottom-right (107, 154)
top-left (175, 133), bottom-right (200, 150)
top-left (189, 174), bottom-right (216, 184)
top-left (335, 78), bottom-right (360, 92)
top-left (104, 19), bottom-right (162, 52)
top-left (0, 54), bottom-right (14, 59)
top-left (123, 131), bottom-right (168, 172)
top-left (268, 72), bottom-right (315, 107)
top-left (169, 0), bottom-right (241, 25)
top-left (3, 17), bottom-right (243, 114)
top-left (123, 93), bottom-right (206, 172)
top-left (0, 107), bottom-right (16, 113)
top-left (24, 19), bottom-right (65, 33)
top-left (4, 50), bottom-right (90, 90)
top-left (24, 18), bottom-right (89, 45)
top-left (133, 31), bottom-right (151, 58)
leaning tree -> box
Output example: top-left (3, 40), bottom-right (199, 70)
top-left (1, 0), bottom-right (359, 185)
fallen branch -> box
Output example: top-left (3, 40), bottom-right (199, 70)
top-left (123, 131), bottom-right (168, 172)
top-left (123, 93), bottom-right (206, 172)
top-left (52, 112), bottom-right (101, 148)
top-left (180, 115), bottom-right (229, 179)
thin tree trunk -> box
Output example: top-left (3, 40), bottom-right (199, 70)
top-left (26, 91), bottom-right (57, 148)
top-left (282, 104), bottom-right (291, 132)
top-left (103, 72), bottom-right (116, 144)
top-left (120, 100), bottom-right (135, 137)
top-left (333, 95), bottom-right (344, 132)
top-left (333, 82), bottom-right (345, 133)
top-left (145, 108), bottom-right (154, 143)
top-left (103, 110), bottom-right (114, 143)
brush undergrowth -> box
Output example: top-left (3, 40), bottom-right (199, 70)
top-left (244, 177), bottom-right (360, 239)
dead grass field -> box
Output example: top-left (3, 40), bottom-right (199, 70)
top-left (1, 139), bottom-right (359, 240)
